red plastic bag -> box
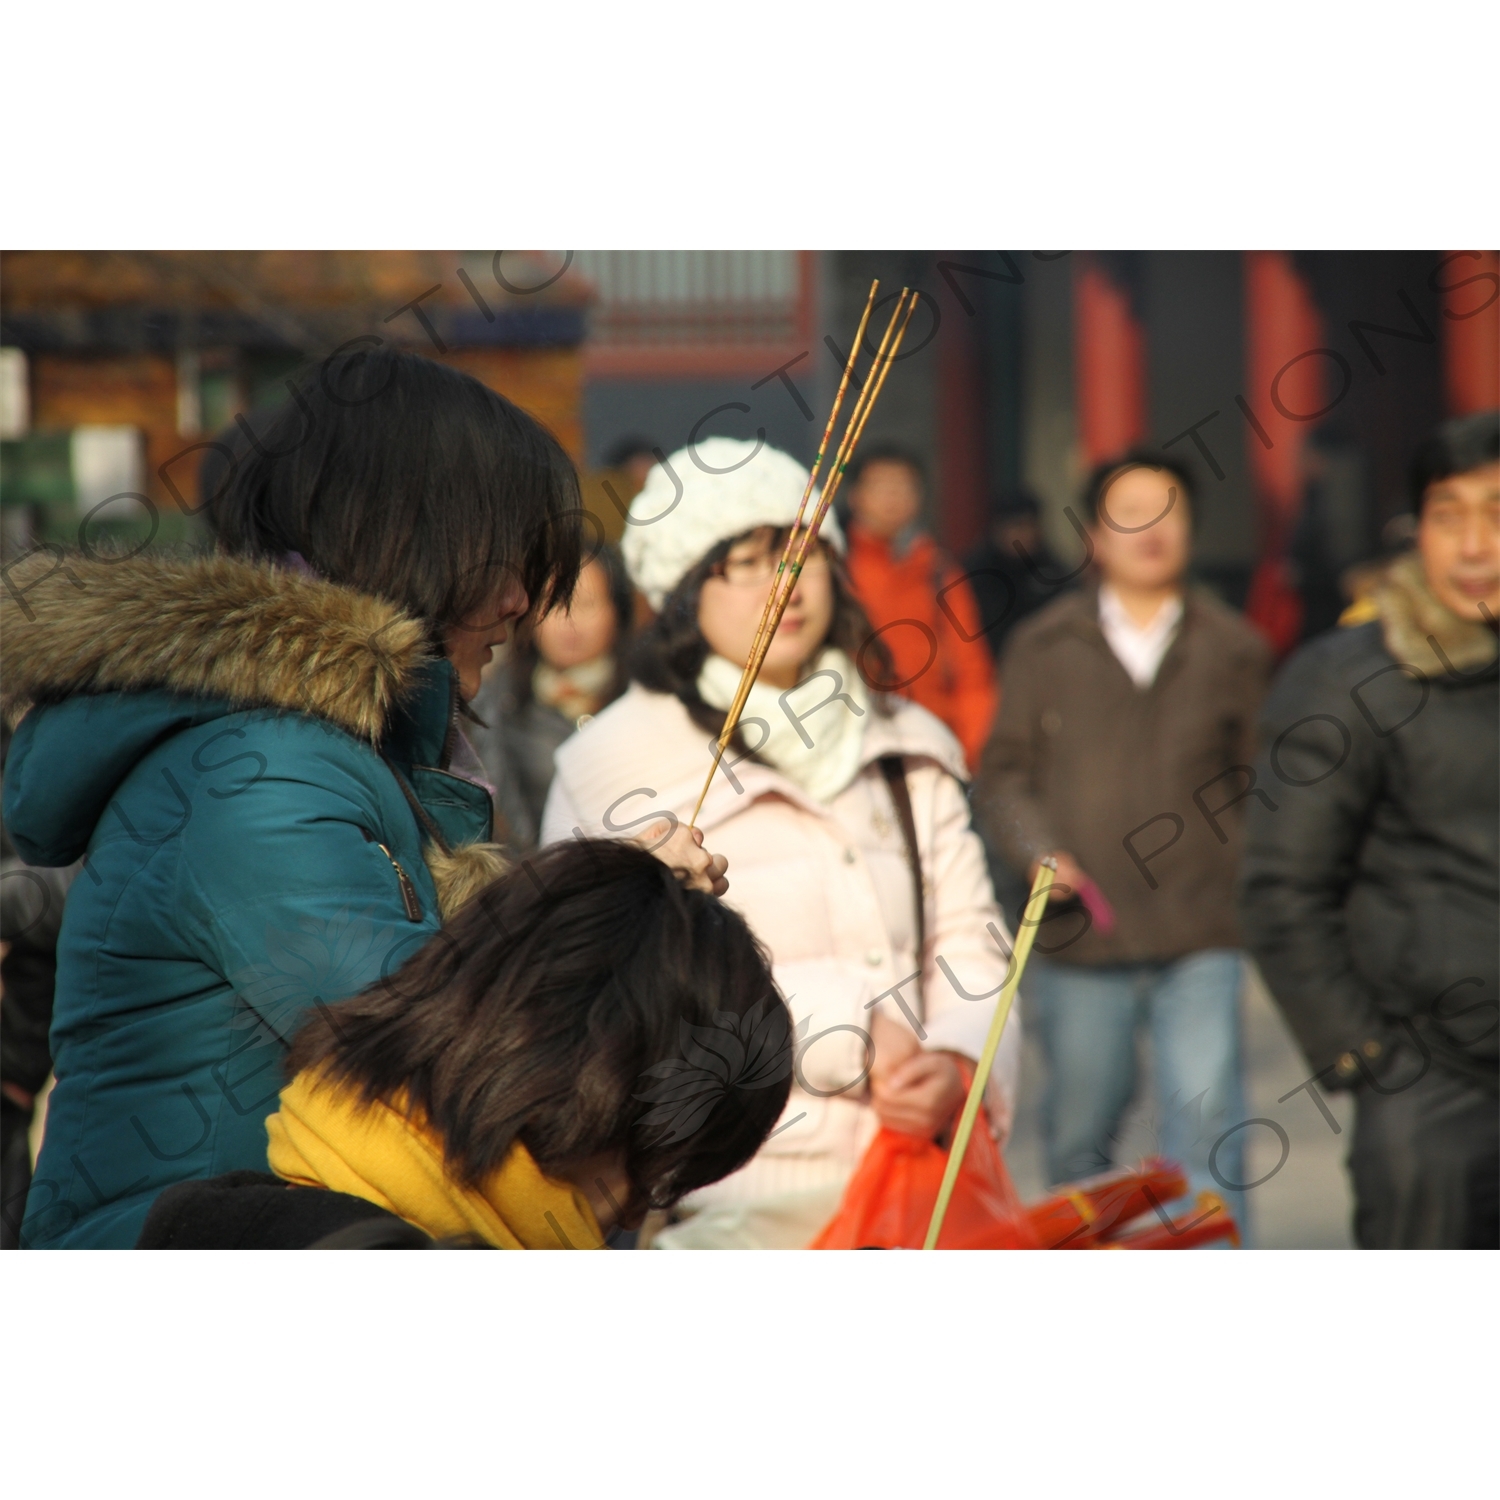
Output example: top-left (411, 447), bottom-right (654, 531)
top-left (813, 1134), bottom-right (1240, 1250)
top-left (811, 1121), bottom-right (1041, 1250)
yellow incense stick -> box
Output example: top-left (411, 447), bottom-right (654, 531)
top-left (923, 857), bottom-right (1057, 1250)
top-left (734, 289), bottom-right (915, 705)
top-left (720, 284), bottom-right (898, 740)
top-left (719, 280), bottom-right (879, 740)
top-left (792, 289), bottom-right (917, 549)
top-left (731, 290), bottom-right (920, 720)
top-left (690, 289), bottom-right (913, 823)
top-left (688, 287), bottom-right (914, 826)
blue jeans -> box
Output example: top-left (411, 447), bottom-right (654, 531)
top-left (1028, 950), bottom-right (1249, 1244)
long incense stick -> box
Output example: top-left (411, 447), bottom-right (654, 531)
top-left (719, 280), bottom-right (879, 741)
top-left (923, 858), bottom-right (1057, 1250)
top-left (724, 289), bottom-right (916, 724)
top-left (719, 285), bottom-right (895, 742)
top-left (697, 288), bottom-right (914, 810)
top-left (688, 288), bottom-right (914, 826)
top-left (787, 289), bottom-right (917, 564)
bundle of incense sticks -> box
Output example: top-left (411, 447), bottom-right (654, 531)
top-left (689, 279), bottom-right (918, 826)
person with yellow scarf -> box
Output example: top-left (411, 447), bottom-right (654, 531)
top-left (138, 840), bottom-right (792, 1248)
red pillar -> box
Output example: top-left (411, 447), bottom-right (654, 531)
top-left (1073, 254), bottom-right (1147, 466)
top-left (1241, 250), bottom-right (1324, 656)
top-left (1439, 250), bottom-right (1500, 415)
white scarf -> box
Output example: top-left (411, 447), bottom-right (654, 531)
top-left (533, 654), bottom-right (616, 723)
top-left (697, 647), bottom-right (870, 804)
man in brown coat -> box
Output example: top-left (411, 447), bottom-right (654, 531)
top-left (977, 452), bottom-right (1271, 1231)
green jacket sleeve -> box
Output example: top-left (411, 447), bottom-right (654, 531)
top-left (175, 721), bottom-right (442, 1045)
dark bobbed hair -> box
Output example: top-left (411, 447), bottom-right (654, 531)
top-left (629, 525), bottom-right (896, 749)
top-left (1080, 448), bottom-right (1197, 526)
top-left (507, 543), bottom-right (634, 711)
top-left (285, 839), bottom-right (791, 1222)
top-left (846, 442), bottom-right (927, 489)
top-left (208, 347), bottom-right (583, 627)
top-left (1410, 410), bottom-right (1500, 510)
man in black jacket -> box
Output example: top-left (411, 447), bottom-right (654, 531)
top-left (1240, 411), bottom-right (1499, 1249)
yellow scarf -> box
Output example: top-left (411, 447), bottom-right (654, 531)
top-left (265, 1069), bottom-right (605, 1249)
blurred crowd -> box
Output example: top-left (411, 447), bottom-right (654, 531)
top-left (1, 344), bottom-right (1494, 1251)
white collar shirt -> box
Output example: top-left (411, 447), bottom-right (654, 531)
top-left (1098, 585), bottom-right (1184, 689)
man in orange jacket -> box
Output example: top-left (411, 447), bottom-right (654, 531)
top-left (843, 446), bottom-right (997, 770)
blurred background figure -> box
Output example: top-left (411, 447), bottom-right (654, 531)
top-left (1241, 411), bottom-right (1499, 1249)
top-left (1, 727), bottom-right (74, 1248)
top-left (960, 487), bottom-right (1076, 922)
top-left (470, 546), bottom-right (633, 849)
top-left (961, 487), bottom-right (1070, 662)
top-left (978, 453), bottom-right (1271, 1235)
top-left (842, 446), bottom-right (997, 771)
top-left (601, 435), bottom-right (660, 497)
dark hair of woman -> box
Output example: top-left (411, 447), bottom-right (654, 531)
top-left (285, 838), bottom-right (792, 1223)
top-left (506, 542), bottom-right (635, 711)
top-left (845, 441), bottom-right (927, 488)
top-left (208, 346), bottom-right (584, 627)
top-left (1080, 448), bottom-right (1197, 526)
top-left (629, 524), bottom-right (897, 751)
top-left (1409, 409), bottom-right (1500, 510)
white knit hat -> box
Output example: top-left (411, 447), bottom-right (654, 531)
top-left (619, 437), bottom-right (845, 609)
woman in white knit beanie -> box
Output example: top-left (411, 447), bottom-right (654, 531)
top-left (543, 437), bottom-right (1021, 1247)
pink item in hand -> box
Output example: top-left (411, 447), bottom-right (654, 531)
top-left (1074, 877), bottom-right (1117, 937)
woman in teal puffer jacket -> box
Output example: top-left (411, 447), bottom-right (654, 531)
top-left (1, 349), bottom-right (723, 1248)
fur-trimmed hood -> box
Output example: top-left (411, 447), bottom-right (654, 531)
top-left (2, 549), bottom-right (505, 919)
top-left (2, 549), bottom-right (432, 737)
top-left (1361, 550), bottom-right (1498, 678)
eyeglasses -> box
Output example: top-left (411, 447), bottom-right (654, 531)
top-left (709, 528), bottom-right (832, 588)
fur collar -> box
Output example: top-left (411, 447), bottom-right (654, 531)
top-left (1, 549), bottom-right (431, 739)
top-left (1372, 551), bottom-right (1498, 678)
top-left (2, 549), bottom-right (507, 922)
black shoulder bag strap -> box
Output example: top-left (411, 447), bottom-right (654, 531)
top-left (878, 754), bottom-right (926, 1021)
